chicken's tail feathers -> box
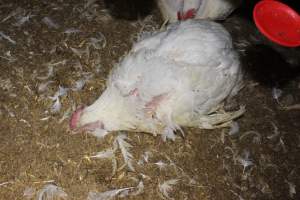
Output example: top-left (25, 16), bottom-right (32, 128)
top-left (186, 105), bottom-right (246, 129)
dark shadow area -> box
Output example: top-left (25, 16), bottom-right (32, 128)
top-left (229, 1), bottom-right (300, 87)
top-left (103, 0), bottom-right (156, 20)
top-left (242, 44), bottom-right (300, 87)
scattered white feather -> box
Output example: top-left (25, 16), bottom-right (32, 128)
top-left (38, 81), bottom-right (54, 93)
top-left (20, 119), bottom-right (31, 127)
top-left (267, 122), bottom-right (280, 140)
top-left (70, 47), bottom-right (88, 58)
top-left (88, 32), bottom-right (106, 49)
top-left (72, 79), bottom-right (86, 91)
top-left (94, 57), bottom-right (102, 73)
top-left (131, 181), bottom-right (144, 196)
top-left (90, 149), bottom-right (115, 159)
top-left (220, 131), bottom-right (225, 144)
top-left (84, 0), bottom-right (98, 9)
top-left (230, 190), bottom-right (245, 200)
top-left (1, 7), bottom-right (23, 22)
top-left (0, 31), bottom-right (16, 44)
top-left (281, 103), bottom-right (300, 111)
top-left (229, 121), bottom-right (239, 135)
top-left (3, 105), bottom-right (15, 117)
top-left (23, 187), bottom-right (35, 199)
top-left (42, 17), bottom-right (60, 29)
top-left (0, 51), bottom-right (17, 62)
top-left (90, 128), bottom-right (109, 138)
top-left (143, 151), bottom-right (151, 162)
top-left (49, 86), bottom-right (69, 113)
top-left (50, 86), bottom-right (69, 100)
top-left (37, 65), bottom-right (54, 80)
top-left (91, 146), bottom-right (117, 176)
top-left (158, 179), bottom-right (179, 200)
top-left (272, 88), bottom-right (282, 103)
top-left (161, 127), bottom-right (177, 142)
top-left (115, 134), bottom-right (135, 171)
top-left (0, 181), bottom-right (13, 186)
top-left (36, 184), bottom-right (67, 200)
top-left (63, 28), bottom-right (81, 34)
top-left (237, 150), bottom-right (254, 173)
top-left (87, 187), bottom-right (134, 200)
top-left (155, 160), bottom-right (168, 170)
top-left (140, 173), bottom-right (151, 180)
top-left (138, 151), bottom-right (152, 165)
top-left (239, 131), bottom-right (262, 144)
top-left (40, 116), bottom-right (51, 121)
top-left (48, 59), bottom-right (67, 67)
top-left (0, 78), bottom-right (13, 91)
top-left (87, 180), bottom-right (144, 200)
top-left (57, 86), bottom-right (69, 97)
top-left (286, 181), bottom-right (296, 198)
top-left (72, 60), bottom-right (83, 71)
top-left (72, 73), bottom-right (93, 91)
top-left (59, 108), bottom-right (71, 123)
top-left (277, 137), bottom-right (287, 153)
top-left (51, 98), bottom-right (61, 113)
top-left (14, 13), bottom-right (34, 27)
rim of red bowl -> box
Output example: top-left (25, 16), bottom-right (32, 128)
top-left (253, 0), bottom-right (300, 47)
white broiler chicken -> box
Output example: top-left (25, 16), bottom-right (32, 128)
top-left (157, 0), bottom-right (241, 22)
top-left (70, 20), bottom-right (244, 139)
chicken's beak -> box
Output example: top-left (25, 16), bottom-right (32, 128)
top-left (177, 8), bottom-right (196, 20)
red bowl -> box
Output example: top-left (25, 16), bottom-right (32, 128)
top-left (253, 0), bottom-right (300, 47)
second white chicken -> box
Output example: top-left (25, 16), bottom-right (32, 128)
top-left (157, 0), bottom-right (241, 22)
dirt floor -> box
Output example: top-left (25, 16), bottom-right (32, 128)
top-left (0, 0), bottom-right (299, 200)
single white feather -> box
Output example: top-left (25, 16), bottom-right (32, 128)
top-left (72, 73), bottom-right (93, 91)
top-left (0, 31), bottom-right (16, 44)
top-left (42, 17), bottom-right (60, 29)
top-left (272, 87), bottom-right (282, 103)
top-left (237, 150), bottom-right (254, 173)
top-left (37, 66), bottom-right (54, 80)
top-left (87, 180), bottom-right (144, 200)
top-left (286, 181), bottom-right (296, 198)
top-left (131, 181), bottom-right (144, 196)
top-left (90, 149), bottom-right (115, 159)
top-left (13, 13), bottom-right (33, 27)
top-left (158, 179), bottom-right (179, 200)
top-left (38, 81), bottom-right (54, 93)
top-left (228, 121), bottom-right (239, 135)
top-left (49, 86), bottom-right (69, 113)
top-left (137, 151), bottom-right (152, 165)
top-left (70, 47), bottom-right (88, 58)
top-left (90, 128), bottom-right (109, 138)
top-left (87, 187), bottom-right (134, 200)
top-left (23, 187), bottom-right (35, 199)
top-left (51, 98), bottom-right (61, 113)
top-left (63, 28), bottom-right (81, 34)
top-left (155, 160), bottom-right (169, 170)
top-left (115, 134), bottom-right (135, 171)
top-left (1, 7), bottom-right (23, 23)
top-left (36, 184), bottom-right (67, 200)
top-left (88, 32), bottom-right (107, 49)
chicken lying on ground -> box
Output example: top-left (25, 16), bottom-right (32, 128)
top-left (157, 0), bottom-right (241, 22)
top-left (70, 20), bottom-right (245, 139)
